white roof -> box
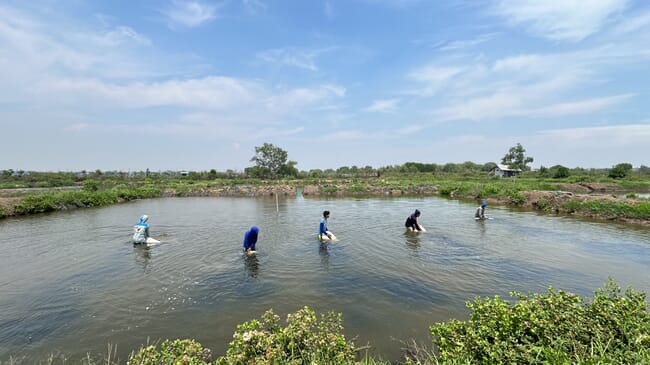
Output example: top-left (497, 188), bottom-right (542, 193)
top-left (496, 164), bottom-right (522, 172)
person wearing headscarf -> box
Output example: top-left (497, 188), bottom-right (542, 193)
top-left (133, 214), bottom-right (150, 244)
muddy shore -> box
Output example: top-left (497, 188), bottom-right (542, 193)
top-left (0, 182), bottom-right (648, 226)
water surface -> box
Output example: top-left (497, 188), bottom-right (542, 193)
top-left (1, 196), bottom-right (649, 362)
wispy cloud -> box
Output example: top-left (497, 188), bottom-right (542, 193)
top-left (162, 0), bottom-right (218, 29)
top-left (437, 33), bottom-right (497, 52)
top-left (492, 0), bottom-right (629, 41)
top-left (324, 1), bottom-right (335, 18)
top-left (241, 0), bottom-right (267, 15)
top-left (257, 47), bottom-right (335, 71)
top-left (363, 98), bottom-right (399, 113)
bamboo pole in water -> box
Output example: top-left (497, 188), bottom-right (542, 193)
top-left (276, 189), bottom-right (279, 212)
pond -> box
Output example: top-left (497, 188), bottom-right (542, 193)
top-left (1, 196), bottom-right (649, 362)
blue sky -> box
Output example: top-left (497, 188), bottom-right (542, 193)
top-left (1, 0), bottom-right (649, 172)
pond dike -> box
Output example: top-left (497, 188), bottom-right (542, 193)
top-left (161, 184), bottom-right (440, 197)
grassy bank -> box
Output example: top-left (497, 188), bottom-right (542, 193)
top-left (5, 280), bottom-right (648, 364)
top-left (1, 175), bottom-right (649, 224)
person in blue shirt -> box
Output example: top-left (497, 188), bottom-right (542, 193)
top-left (475, 200), bottom-right (488, 220)
top-left (132, 214), bottom-right (150, 244)
top-left (318, 210), bottom-right (337, 241)
top-left (243, 226), bottom-right (259, 254)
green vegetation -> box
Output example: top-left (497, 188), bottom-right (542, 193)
top-left (430, 278), bottom-right (650, 364)
top-left (11, 186), bottom-right (161, 215)
top-left (17, 280), bottom-right (647, 364)
top-left (2, 158), bottom-right (650, 223)
top-left (562, 200), bottom-right (650, 220)
top-left (501, 142), bottom-right (534, 171)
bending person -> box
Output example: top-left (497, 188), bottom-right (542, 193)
top-left (132, 214), bottom-right (150, 244)
top-left (318, 210), bottom-right (337, 241)
top-left (475, 200), bottom-right (487, 220)
top-left (243, 226), bottom-right (259, 254)
top-left (405, 209), bottom-right (425, 232)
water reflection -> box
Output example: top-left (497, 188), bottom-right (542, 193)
top-left (319, 242), bottom-right (330, 270)
top-left (244, 254), bottom-right (259, 278)
top-left (133, 244), bottom-right (151, 273)
top-left (404, 230), bottom-right (421, 251)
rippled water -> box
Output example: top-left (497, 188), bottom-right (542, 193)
top-left (1, 196), bottom-right (649, 362)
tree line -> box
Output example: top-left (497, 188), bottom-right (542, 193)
top-left (1, 143), bottom-right (647, 187)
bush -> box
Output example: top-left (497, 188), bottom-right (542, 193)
top-left (127, 339), bottom-right (212, 365)
top-left (534, 198), bottom-right (551, 211)
top-left (430, 279), bottom-right (650, 364)
top-left (216, 307), bottom-right (356, 364)
top-left (83, 179), bottom-right (99, 192)
top-left (508, 191), bottom-right (526, 205)
top-left (0, 206), bottom-right (5, 219)
top-left (13, 195), bottom-right (59, 215)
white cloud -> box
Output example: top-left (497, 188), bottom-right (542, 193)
top-left (437, 33), bottom-right (497, 52)
top-left (397, 124), bottom-right (425, 135)
top-left (537, 123), bottom-right (650, 145)
top-left (611, 11), bottom-right (650, 35)
top-left (493, 0), bottom-right (628, 41)
top-left (530, 94), bottom-right (633, 117)
top-left (162, 0), bottom-right (218, 29)
top-left (363, 98), bottom-right (399, 113)
top-left (407, 66), bottom-right (464, 96)
top-left (257, 47), bottom-right (335, 71)
top-left (101, 26), bottom-right (152, 47)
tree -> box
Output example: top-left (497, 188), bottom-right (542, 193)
top-left (609, 163), bottom-right (633, 179)
top-left (551, 165), bottom-right (570, 179)
top-left (249, 143), bottom-right (297, 179)
top-left (501, 143), bottom-right (534, 171)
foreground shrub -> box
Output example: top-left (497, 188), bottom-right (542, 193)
top-left (430, 279), bottom-right (650, 364)
top-left (127, 339), bottom-right (212, 365)
top-left (216, 306), bottom-right (356, 364)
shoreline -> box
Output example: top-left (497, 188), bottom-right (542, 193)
top-left (1, 183), bottom-right (648, 226)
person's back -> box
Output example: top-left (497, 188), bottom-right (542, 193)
top-left (243, 226), bottom-right (259, 253)
top-left (475, 201), bottom-right (487, 219)
top-left (133, 214), bottom-right (150, 244)
top-left (405, 209), bottom-right (422, 231)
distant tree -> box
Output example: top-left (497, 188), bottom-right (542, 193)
top-left (609, 163), bottom-right (633, 179)
top-left (501, 143), bottom-right (534, 171)
top-left (538, 165), bottom-right (549, 177)
top-left (442, 163), bottom-right (458, 173)
top-left (482, 162), bottom-right (498, 173)
top-left (249, 143), bottom-right (296, 179)
top-left (552, 165), bottom-right (570, 179)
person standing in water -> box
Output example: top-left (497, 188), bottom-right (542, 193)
top-left (243, 226), bottom-right (259, 254)
top-left (405, 209), bottom-right (425, 232)
top-left (318, 210), bottom-right (336, 241)
top-left (132, 214), bottom-right (150, 244)
top-left (475, 200), bottom-right (488, 220)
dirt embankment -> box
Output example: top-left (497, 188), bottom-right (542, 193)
top-left (1, 182), bottom-right (647, 226)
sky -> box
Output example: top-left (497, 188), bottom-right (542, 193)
top-left (1, 0), bottom-right (649, 172)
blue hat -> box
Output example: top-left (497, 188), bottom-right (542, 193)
top-left (481, 200), bottom-right (488, 207)
top-left (251, 226), bottom-right (259, 232)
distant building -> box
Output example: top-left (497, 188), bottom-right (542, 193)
top-left (492, 164), bottom-right (521, 178)
top-left (180, 171), bottom-right (189, 177)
